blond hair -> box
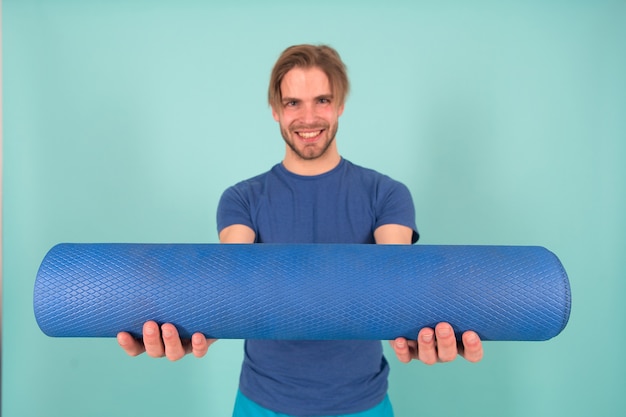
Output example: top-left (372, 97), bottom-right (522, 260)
top-left (268, 44), bottom-right (349, 109)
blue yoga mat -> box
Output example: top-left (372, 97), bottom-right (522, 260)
top-left (33, 243), bottom-right (571, 341)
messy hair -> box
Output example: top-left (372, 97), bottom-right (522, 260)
top-left (268, 44), bottom-right (350, 109)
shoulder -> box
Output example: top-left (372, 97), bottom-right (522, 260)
top-left (222, 165), bottom-right (280, 198)
top-left (217, 165), bottom-right (281, 233)
top-left (343, 161), bottom-right (419, 242)
top-left (342, 159), bottom-right (409, 192)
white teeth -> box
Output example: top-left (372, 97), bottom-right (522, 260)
top-left (298, 131), bottom-right (321, 139)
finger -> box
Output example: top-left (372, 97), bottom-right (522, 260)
top-left (117, 331), bottom-right (145, 357)
top-left (161, 323), bottom-right (187, 361)
top-left (190, 333), bottom-right (217, 358)
top-left (460, 331), bottom-right (484, 363)
top-left (390, 337), bottom-right (413, 363)
top-left (434, 322), bottom-right (457, 362)
top-left (143, 321), bottom-right (165, 358)
top-left (416, 327), bottom-right (438, 365)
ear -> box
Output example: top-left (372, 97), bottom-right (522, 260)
top-left (337, 103), bottom-right (345, 117)
top-left (271, 105), bottom-right (280, 122)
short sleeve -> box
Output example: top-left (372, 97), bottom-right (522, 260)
top-left (374, 179), bottom-right (419, 243)
top-left (216, 185), bottom-right (255, 235)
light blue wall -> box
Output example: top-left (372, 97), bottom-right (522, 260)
top-left (3, 1), bottom-right (625, 416)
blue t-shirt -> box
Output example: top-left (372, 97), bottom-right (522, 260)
top-left (217, 159), bottom-right (418, 416)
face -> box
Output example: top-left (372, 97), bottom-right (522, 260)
top-left (272, 66), bottom-right (344, 162)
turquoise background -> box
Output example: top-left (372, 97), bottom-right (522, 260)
top-left (3, 1), bottom-right (625, 416)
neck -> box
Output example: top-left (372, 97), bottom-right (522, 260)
top-left (282, 143), bottom-right (342, 176)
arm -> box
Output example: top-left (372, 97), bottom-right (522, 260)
top-left (117, 225), bottom-right (255, 361)
top-left (376, 224), bottom-right (484, 365)
top-left (373, 223), bottom-right (414, 244)
top-left (219, 224), bottom-right (256, 244)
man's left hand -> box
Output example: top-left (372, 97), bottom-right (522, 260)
top-left (390, 322), bottom-right (483, 365)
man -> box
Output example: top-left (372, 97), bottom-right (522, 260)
top-left (118, 44), bottom-right (483, 416)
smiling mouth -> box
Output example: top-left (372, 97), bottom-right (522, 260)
top-left (296, 130), bottom-right (324, 141)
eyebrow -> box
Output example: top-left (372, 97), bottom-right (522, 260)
top-left (281, 94), bottom-right (334, 104)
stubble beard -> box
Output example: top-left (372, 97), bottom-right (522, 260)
top-left (280, 122), bottom-right (339, 161)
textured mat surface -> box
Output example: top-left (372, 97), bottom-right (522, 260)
top-left (33, 243), bottom-right (571, 341)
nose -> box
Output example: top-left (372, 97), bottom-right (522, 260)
top-left (299, 103), bottom-right (318, 124)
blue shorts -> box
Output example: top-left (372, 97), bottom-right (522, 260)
top-left (232, 390), bottom-right (394, 417)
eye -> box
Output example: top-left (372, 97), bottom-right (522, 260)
top-left (284, 100), bottom-right (298, 107)
top-left (318, 98), bottom-right (330, 104)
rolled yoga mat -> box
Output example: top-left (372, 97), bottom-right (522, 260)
top-left (33, 243), bottom-right (571, 341)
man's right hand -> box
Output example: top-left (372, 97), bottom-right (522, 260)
top-left (117, 320), bottom-right (216, 361)
top-left (118, 224), bottom-right (252, 361)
